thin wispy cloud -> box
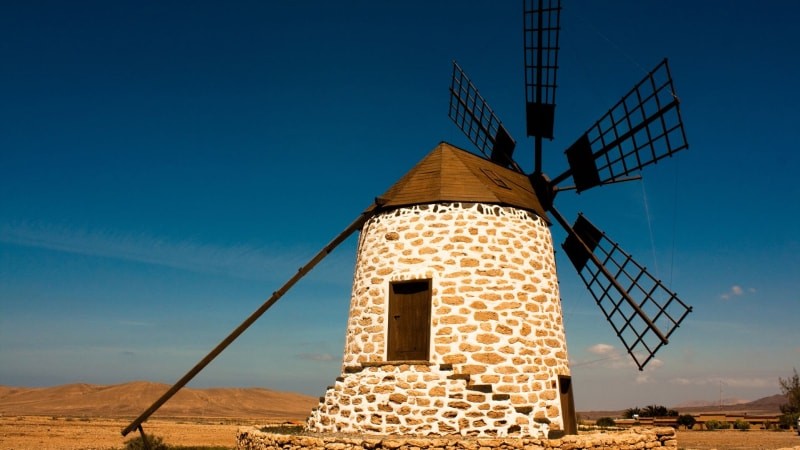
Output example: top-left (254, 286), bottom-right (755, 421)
top-left (634, 359), bottom-right (664, 384)
top-left (576, 344), bottom-right (665, 376)
top-left (0, 221), bottom-right (307, 281)
top-left (588, 343), bottom-right (616, 355)
top-left (574, 343), bottom-right (633, 370)
top-left (297, 353), bottom-right (336, 362)
top-left (669, 376), bottom-right (775, 389)
top-left (720, 284), bottom-right (756, 300)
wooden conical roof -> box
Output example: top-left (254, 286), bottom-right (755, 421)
top-left (375, 142), bottom-right (547, 220)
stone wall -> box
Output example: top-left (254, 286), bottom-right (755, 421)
top-left (307, 202), bottom-right (570, 437)
top-left (237, 428), bottom-right (678, 450)
top-left (306, 363), bottom-right (552, 437)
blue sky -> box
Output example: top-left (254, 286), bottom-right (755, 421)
top-left (1, 1), bottom-right (798, 411)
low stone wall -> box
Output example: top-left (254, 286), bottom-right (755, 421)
top-left (236, 427), bottom-right (677, 450)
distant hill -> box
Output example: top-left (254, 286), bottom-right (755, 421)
top-left (675, 394), bottom-right (787, 415)
top-left (673, 398), bottom-right (749, 408)
top-left (2, 382), bottom-right (788, 422)
top-left (0, 381), bottom-right (317, 420)
top-left (578, 394), bottom-right (787, 420)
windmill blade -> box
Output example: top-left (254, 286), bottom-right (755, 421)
top-left (448, 61), bottom-right (520, 171)
top-left (553, 59), bottom-right (688, 192)
top-left (524, 0), bottom-right (561, 141)
top-left (552, 210), bottom-right (692, 370)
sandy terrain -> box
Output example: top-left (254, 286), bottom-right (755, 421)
top-left (0, 382), bottom-right (314, 449)
top-left (676, 429), bottom-right (800, 450)
top-left (2, 383), bottom-right (799, 449)
top-left (0, 415), bottom-right (269, 449)
top-left (2, 416), bottom-right (800, 450)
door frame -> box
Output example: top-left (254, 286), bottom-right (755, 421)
top-left (386, 279), bottom-right (432, 361)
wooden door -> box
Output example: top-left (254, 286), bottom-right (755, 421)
top-left (387, 280), bottom-right (431, 361)
top-left (559, 375), bottom-right (577, 435)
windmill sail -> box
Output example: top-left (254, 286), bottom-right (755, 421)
top-left (560, 214), bottom-right (692, 370)
top-left (523, 0), bottom-right (561, 140)
top-left (555, 59), bottom-right (688, 192)
top-left (448, 61), bottom-right (519, 170)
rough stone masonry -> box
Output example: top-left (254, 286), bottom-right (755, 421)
top-left (306, 202), bottom-right (571, 437)
top-left (237, 427), bottom-right (678, 450)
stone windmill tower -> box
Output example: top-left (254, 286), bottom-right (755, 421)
top-left (307, 142), bottom-right (572, 437)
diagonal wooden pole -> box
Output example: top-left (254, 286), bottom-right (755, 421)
top-left (121, 208), bottom-right (374, 437)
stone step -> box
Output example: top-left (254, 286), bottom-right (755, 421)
top-left (492, 393), bottom-right (511, 401)
top-left (439, 363), bottom-right (454, 371)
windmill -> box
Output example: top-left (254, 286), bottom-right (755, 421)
top-left (123, 0), bottom-right (692, 441)
top-left (448, 0), bottom-right (692, 372)
top-left (305, 1), bottom-right (692, 437)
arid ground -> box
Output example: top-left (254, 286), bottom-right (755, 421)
top-left (1, 383), bottom-right (799, 450)
top-left (0, 382), bottom-right (314, 449)
top-left (3, 416), bottom-right (800, 450)
top-left (0, 415), bottom-right (256, 449)
top-left (674, 429), bottom-right (799, 450)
